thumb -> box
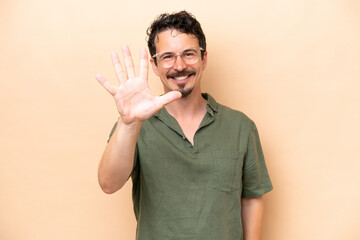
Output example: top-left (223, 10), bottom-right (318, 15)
top-left (156, 91), bottom-right (182, 107)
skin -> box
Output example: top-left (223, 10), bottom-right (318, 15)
top-left (96, 29), bottom-right (265, 240)
top-left (242, 197), bottom-right (265, 240)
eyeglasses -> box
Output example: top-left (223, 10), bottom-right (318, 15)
top-left (152, 47), bottom-right (204, 68)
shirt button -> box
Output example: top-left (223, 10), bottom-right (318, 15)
top-left (182, 136), bottom-right (186, 139)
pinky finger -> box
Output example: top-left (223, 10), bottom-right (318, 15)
top-left (96, 74), bottom-right (117, 96)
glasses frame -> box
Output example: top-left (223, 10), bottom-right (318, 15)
top-left (152, 47), bottom-right (204, 68)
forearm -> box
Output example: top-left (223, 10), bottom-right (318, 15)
top-left (98, 119), bottom-right (143, 194)
top-left (241, 196), bottom-right (264, 240)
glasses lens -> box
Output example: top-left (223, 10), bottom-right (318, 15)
top-left (158, 53), bottom-right (174, 68)
top-left (182, 50), bottom-right (198, 65)
top-left (158, 48), bottom-right (201, 68)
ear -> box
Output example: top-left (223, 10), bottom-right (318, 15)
top-left (150, 58), bottom-right (160, 76)
top-left (201, 51), bottom-right (208, 70)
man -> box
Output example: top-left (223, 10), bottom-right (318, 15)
top-left (96, 11), bottom-right (273, 240)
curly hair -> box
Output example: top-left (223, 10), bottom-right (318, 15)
top-left (147, 11), bottom-right (206, 64)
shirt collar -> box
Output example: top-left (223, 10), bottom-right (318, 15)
top-left (202, 93), bottom-right (218, 115)
top-left (155, 92), bottom-right (218, 118)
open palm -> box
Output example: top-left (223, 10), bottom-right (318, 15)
top-left (96, 46), bottom-right (181, 124)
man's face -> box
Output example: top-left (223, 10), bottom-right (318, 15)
top-left (150, 29), bottom-right (207, 98)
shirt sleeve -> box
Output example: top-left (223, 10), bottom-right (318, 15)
top-left (241, 121), bottom-right (273, 198)
top-left (107, 121), bottom-right (118, 143)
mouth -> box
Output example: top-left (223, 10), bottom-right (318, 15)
top-left (171, 75), bottom-right (192, 82)
top-left (166, 71), bottom-right (196, 83)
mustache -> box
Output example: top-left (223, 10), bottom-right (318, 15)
top-left (166, 70), bottom-right (196, 79)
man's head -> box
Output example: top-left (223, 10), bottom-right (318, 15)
top-left (147, 11), bottom-right (207, 64)
top-left (147, 11), bottom-right (207, 98)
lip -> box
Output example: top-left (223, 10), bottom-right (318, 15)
top-left (168, 74), bottom-right (194, 84)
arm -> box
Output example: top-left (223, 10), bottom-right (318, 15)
top-left (96, 46), bottom-right (181, 194)
top-left (97, 120), bottom-right (142, 194)
top-left (241, 196), bottom-right (264, 240)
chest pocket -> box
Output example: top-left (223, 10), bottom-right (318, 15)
top-left (212, 150), bottom-right (244, 193)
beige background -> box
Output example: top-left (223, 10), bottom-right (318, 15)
top-left (1, 0), bottom-right (359, 239)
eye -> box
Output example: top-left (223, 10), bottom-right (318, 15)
top-left (183, 51), bottom-right (197, 58)
top-left (159, 54), bottom-right (174, 61)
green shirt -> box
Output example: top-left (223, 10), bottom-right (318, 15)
top-left (109, 93), bottom-right (273, 240)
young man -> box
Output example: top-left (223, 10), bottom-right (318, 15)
top-left (96, 11), bottom-right (273, 240)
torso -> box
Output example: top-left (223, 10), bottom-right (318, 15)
top-left (131, 93), bottom-right (273, 240)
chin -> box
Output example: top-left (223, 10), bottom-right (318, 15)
top-left (179, 88), bottom-right (193, 98)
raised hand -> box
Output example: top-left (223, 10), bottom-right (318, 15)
top-left (96, 46), bottom-right (181, 124)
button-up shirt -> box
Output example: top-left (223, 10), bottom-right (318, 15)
top-left (109, 93), bottom-right (273, 240)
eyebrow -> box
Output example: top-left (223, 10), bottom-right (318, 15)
top-left (158, 48), bottom-right (197, 54)
top-left (160, 51), bottom-right (173, 55)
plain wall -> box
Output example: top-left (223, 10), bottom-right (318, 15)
top-left (1, 0), bottom-right (359, 239)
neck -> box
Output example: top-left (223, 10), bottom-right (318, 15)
top-left (165, 91), bottom-right (207, 119)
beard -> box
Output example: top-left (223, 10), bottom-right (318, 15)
top-left (177, 83), bottom-right (193, 98)
top-left (166, 70), bottom-right (196, 98)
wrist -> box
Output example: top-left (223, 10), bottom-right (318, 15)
top-left (117, 117), bottom-right (143, 130)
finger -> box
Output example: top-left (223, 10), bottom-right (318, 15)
top-left (121, 45), bottom-right (136, 79)
top-left (95, 74), bottom-right (117, 96)
top-left (139, 48), bottom-right (149, 81)
top-left (156, 91), bottom-right (182, 107)
top-left (111, 52), bottom-right (127, 84)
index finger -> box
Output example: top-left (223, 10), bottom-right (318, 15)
top-left (139, 48), bottom-right (149, 81)
top-left (95, 74), bottom-right (117, 96)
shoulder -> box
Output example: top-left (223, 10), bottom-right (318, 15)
top-left (205, 93), bottom-right (253, 121)
top-left (204, 93), bottom-right (257, 132)
top-left (214, 100), bottom-right (256, 130)
top-left (219, 103), bottom-right (251, 121)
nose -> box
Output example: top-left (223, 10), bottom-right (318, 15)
top-left (172, 55), bottom-right (187, 71)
